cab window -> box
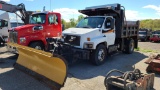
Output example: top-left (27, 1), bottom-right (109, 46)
top-left (48, 14), bottom-right (58, 24)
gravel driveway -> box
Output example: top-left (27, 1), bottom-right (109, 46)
top-left (138, 41), bottom-right (160, 52)
top-left (0, 42), bottom-right (160, 90)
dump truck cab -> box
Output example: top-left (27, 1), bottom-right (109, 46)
top-left (63, 15), bottom-right (115, 49)
top-left (7, 11), bottom-right (62, 52)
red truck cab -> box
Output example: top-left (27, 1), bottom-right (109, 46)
top-left (7, 11), bottom-right (62, 52)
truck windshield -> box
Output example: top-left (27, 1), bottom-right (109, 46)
top-left (29, 14), bottom-right (46, 24)
top-left (139, 31), bottom-right (146, 34)
top-left (76, 17), bottom-right (105, 28)
top-left (152, 31), bottom-right (160, 34)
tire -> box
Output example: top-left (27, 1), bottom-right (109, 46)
top-left (123, 39), bottom-right (134, 54)
top-left (29, 42), bottom-right (44, 50)
top-left (91, 44), bottom-right (107, 65)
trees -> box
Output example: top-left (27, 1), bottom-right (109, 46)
top-left (61, 15), bottom-right (84, 29)
top-left (140, 19), bottom-right (160, 30)
top-left (77, 15), bottom-right (84, 22)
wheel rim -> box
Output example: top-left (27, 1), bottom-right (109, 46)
top-left (130, 41), bottom-right (134, 51)
top-left (98, 49), bottom-right (105, 61)
top-left (35, 46), bottom-right (42, 50)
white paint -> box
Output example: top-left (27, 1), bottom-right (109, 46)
top-left (0, 12), bottom-right (10, 37)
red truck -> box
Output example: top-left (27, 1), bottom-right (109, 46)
top-left (150, 30), bottom-right (160, 42)
top-left (0, 1), bottom-right (62, 52)
top-left (7, 11), bottom-right (62, 52)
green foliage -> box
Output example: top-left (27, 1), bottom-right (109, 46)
top-left (140, 19), bottom-right (160, 30)
top-left (70, 18), bottom-right (76, 27)
top-left (61, 15), bottom-right (84, 29)
top-left (135, 47), bottom-right (140, 51)
top-left (77, 15), bottom-right (84, 22)
top-left (135, 47), bottom-right (158, 53)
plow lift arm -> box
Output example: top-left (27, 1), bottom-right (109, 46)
top-left (0, 0), bottom-right (32, 24)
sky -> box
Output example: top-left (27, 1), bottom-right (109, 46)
top-left (0, 0), bottom-right (160, 22)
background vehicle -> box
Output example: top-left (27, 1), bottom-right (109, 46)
top-left (138, 28), bottom-right (151, 41)
top-left (0, 13), bottom-right (24, 46)
top-left (150, 30), bottom-right (160, 42)
top-left (0, 12), bottom-right (10, 46)
top-left (47, 3), bottom-right (139, 65)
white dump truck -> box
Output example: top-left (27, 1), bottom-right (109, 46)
top-left (46, 3), bottom-right (139, 65)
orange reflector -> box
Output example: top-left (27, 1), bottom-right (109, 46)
top-left (87, 38), bottom-right (90, 41)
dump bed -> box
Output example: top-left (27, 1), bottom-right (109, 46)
top-left (121, 21), bottom-right (139, 38)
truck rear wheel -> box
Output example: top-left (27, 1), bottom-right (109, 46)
top-left (29, 42), bottom-right (44, 50)
top-left (91, 44), bottom-right (107, 65)
top-left (123, 39), bottom-right (134, 54)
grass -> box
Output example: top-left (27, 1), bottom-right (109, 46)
top-left (135, 47), bottom-right (158, 53)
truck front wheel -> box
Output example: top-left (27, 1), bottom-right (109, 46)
top-left (91, 44), bottom-right (107, 65)
top-left (29, 42), bottom-right (44, 50)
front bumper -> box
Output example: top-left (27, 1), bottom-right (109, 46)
top-left (139, 36), bottom-right (146, 40)
top-left (72, 48), bottom-right (90, 60)
top-left (6, 43), bottom-right (18, 53)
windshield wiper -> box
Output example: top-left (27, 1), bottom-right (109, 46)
top-left (82, 25), bottom-right (92, 28)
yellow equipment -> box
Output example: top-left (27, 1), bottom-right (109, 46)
top-left (7, 43), bottom-right (68, 90)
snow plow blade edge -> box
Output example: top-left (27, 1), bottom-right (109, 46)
top-left (8, 43), bottom-right (68, 90)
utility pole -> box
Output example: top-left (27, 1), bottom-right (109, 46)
top-left (50, 0), bottom-right (51, 11)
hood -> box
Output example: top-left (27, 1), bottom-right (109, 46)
top-left (13, 24), bottom-right (35, 31)
top-left (63, 28), bottom-right (99, 35)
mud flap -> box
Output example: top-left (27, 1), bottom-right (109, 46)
top-left (7, 43), bottom-right (68, 89)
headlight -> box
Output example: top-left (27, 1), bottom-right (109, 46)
top-left (20, 37), bottom-right (26, 43)
top-left (83, 43), bottom-right (94, 49)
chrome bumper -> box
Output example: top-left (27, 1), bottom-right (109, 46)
top-left (6, 43), bottom-right (18, 53)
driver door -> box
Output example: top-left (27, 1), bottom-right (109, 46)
top-left (102, 17), bottom-right (115, 46)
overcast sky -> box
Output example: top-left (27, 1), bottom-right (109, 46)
top-left (1, 0), bottom-right (160, 22)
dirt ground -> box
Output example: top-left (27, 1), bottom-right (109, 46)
top-left (138, 41), bottom-right (160, 52)
top-left (0, 42), bottom-right (160, 90)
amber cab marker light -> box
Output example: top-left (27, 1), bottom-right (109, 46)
top-left (87, 37), bottom-right (90, 41)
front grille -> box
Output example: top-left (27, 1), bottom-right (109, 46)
top-left (9, 31), bottom-right (18, 43)
top-left (64, 35), bottom-right (80, 46)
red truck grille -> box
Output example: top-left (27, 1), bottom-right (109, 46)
top-left (9, 31), bottom-right (18, 43)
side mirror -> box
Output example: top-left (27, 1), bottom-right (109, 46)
top-left (0, 19), bottom-right (8, 28)
top-left (62, 24), bottom-right (65, 31)
top-left (33, 25), bottom-right (43, 31)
